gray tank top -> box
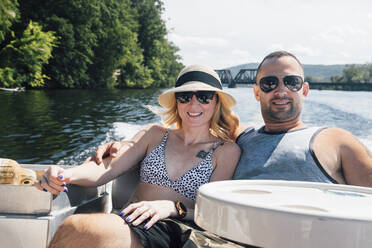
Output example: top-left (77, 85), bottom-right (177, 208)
top-left (233, 126), bottom-right (338, 183)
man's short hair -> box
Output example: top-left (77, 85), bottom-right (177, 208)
top-left (256, 51), bottom-right (303, 82)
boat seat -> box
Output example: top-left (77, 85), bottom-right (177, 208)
top-left (111, 165), bottom-right (140, 214)
top-left (1, 164), bottom-right (108, 248)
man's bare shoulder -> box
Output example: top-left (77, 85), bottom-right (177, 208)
top-left (313, 127), bottom-right (360, 155)
top-left (316, 127), bottom-right (355, 144)
top-left (234, 124), bottom-right (252, 141)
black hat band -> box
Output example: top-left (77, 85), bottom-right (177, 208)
top-left (176, 71), bottom-right (222, 89)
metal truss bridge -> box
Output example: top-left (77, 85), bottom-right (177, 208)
top-left (215, 69), bottom-right (257, 88)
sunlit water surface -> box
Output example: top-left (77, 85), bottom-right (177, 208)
top-left (1, 88), bottom-right (371, 165)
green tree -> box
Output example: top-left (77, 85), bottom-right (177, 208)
top-left (134, 0), bottom-right (166, 65)
top-left (117, 54), bottom-right (154, 88)
top-left (0, 21), bottom-right (57, 88)
top-left (361, 64), bottom-right (372, 83)
top-left (343, 65), bottom-right (364, 83)
top-left (331, 64), bottom-right (372, 83)
top-left (304, 75), bottom-right (326, 83)
top-left (0, 0), bottom-right (19, 43)
top-left (18, 0), bottom-right (102, 88)
top-left (147, 39), bottom-right (182, 87)
top-left (4, 0), bottom-right (182, 89)
top-left (330, 74), bottom-right (343, 83)
top-left (132, 0), bottom-right (182, 88)
top-left (365, 64), bottom-right (372, 83)
top-left (88, 0), bottom-right (148, 88)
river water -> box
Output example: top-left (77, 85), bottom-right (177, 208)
top-left (1, 88), bottom-right (371, 165)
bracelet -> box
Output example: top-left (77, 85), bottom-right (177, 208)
top-left (174, 201), bottom-right (187, 219)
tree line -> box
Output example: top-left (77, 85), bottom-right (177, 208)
top-left (305, 64), bottom-right (372, 84)
top-left (330, 64), bottom-right (372, 83)
top-left (0, 0), bottom-right (183, 89)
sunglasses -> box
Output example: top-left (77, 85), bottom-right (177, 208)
top-left (175, 91), bottom-right (216, 104)
top-left (259, 75), bottom-right (304, 93)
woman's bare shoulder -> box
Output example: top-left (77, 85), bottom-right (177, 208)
top-left (139, 124), bottom-right (168, 143)
top-left (210, 140), bottom-right (241, 180)
top-left (219, 140), bottom-right (241, 154)
top-left (142, 123), bottom-right (167, 132)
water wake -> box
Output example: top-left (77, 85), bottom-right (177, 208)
top-left (57, 122), bottom-right (146, 166)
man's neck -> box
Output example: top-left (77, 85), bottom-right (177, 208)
top-left (264, 120), bottom-right (306, 133)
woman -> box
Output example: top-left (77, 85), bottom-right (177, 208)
top-left (35, 65), bottom-right (241, 248)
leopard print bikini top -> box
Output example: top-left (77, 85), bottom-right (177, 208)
top-left (140, 130), bottom-right (222, 201)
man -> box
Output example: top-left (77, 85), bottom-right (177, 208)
top-left (95, 51), bottom-right (372, 187)
top-left (233, 50), bottom-right (372, 186)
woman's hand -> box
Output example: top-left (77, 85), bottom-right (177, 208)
top-left (120, 200), bottom-right (177, 229)
top-left (34, 165), bottom-right (70, 195)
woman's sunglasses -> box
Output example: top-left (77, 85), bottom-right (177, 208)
top-left (259, 75), bottom-right (304, 93)
top-left (175, 91), bottom-right (216, 104)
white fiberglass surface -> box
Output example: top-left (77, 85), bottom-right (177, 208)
top-left (198, 180), bottom-right (372, 221)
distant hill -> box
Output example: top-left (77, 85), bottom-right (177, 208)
top-left (227, 63), bottom-right (349, 80)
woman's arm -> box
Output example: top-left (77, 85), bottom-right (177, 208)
top-left (35, 124), bottom-right (160, 194)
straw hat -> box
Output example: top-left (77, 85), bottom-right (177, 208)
top-left (158, 65), bottom-right (236, 109)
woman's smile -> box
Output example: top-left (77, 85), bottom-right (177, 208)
top-left (187, 111), bottom-right (203, 117)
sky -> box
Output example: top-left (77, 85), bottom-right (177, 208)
top-left (162, 0), bottom-right (372, 69)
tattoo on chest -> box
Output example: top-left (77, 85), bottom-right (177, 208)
top-left (196, 150), bottom-right (208, 159)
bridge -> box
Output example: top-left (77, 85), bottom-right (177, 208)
top-left (215, 69), bottom-right (372, 91)
top-left (215, 69), bottom-right (257, 88)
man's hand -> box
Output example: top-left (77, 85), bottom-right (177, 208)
top-left (85, 141), bottom-right (124, 165)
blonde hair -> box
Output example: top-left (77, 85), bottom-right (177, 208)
top-left (156, 93), bottom-right (239, 141)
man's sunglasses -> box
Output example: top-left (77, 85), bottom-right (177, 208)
top-left (175, 91), bottom-right (216, 104)
top-left (259, 75), bottom-right (304, 93)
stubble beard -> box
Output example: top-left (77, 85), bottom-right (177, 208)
top-left (261, 101), bottom-right (302, 123)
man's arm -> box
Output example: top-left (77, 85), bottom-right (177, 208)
top-left (314, 128), bottom-right (372, 187)
top-left (338, 129), bottom-right (372, 187)
top-left (84, 141), bottom-right (129, 165)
